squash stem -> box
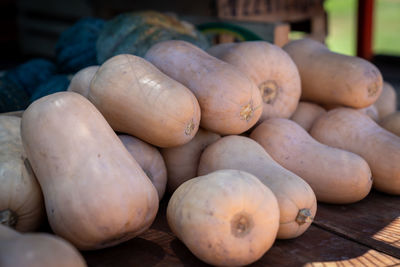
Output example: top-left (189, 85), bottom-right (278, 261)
top-left (185, 119), bottom-right (195, 135)
top-left (296, 208), bottom-right (313, 225)
top-left (0, 209), bottom-right (18, 227)
top-left (240, 102), bottom-right (254, 121)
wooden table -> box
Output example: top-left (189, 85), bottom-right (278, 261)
top-left (82, 190), bottom-right (400, 267)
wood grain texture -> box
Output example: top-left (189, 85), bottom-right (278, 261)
top-left (83, 193), bottom-right (400, 266)
top-left (314, 190), bottom-right (400, 259)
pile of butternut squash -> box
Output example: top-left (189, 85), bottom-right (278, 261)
top-left (1, 37), bottom-right (399, 266)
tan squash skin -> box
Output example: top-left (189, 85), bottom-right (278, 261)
top-left (251, 118), bottom-right (372, 204)
top-left (380, 111), bottom-right (400, 136)
top-left (358, 104), bottom-right (379, 121)
top-left (198, 135), bottom-right (316, 239)
top-left (161, 128), bottom-right (220, 193)
top-left (323, 103), bottom-right (379, 121)
top-left (0, 224), bottom-right (86, 267)
top-left (67, 65), bottom-right (99, 97)
top-left (207, 41), bottom-right (301, 122)
top-left (290, 101), bottom-right (326, 131)
top-left (145, 40), bottom-right (263, 135)
top-left (21, 92), bottom-right (159, 250)
top-left (89, 54), bottom-right (200, 148)
top-left (283, 38), bottom-right (383, 108)
top-left (167, 169), bottom-right (280, 266)
top-left (0, 116), bottom-right (44, 232)
top-left (118, 134), bottom-right (167, 200)
top-left (0, 110), bottom-right (24, 117)
top-left (310, 108), bottom-right (400, 195)
top-left (375, 81), bottom-right (397, 120)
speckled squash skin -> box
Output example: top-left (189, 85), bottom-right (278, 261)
top-left (21, 92), bottom-right (159, 250)
top-left (198, 135), bottom-right (316, 239)
top-left (0, 115), bottom-right (44, 232)
top-left (0, 224), bottom-right (87, 267)
top-left (208, 41), bottom-right (301, 122)
top-left (145, 40), bottom-right (263, 135)
top-left (283, 38), bottom-right (383, 108)
top-left (167, 169), bottom-right (280, 266)
top-left (89, 54), bottom-right (201, 148)
top-left (251, 118), bottom-right (373, 204)
top-left (311, 108), bottom-right (400, 195)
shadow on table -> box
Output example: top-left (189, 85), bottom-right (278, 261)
top-left (313, 190), bottom-right (400, 259)
top-left (83, 237), bottom-right (166, 267)
top-left (164, 190), bottom-right (400, 266)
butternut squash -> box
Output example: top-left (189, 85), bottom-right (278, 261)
top-left (89, 54), bottom-right (200, 148)
top-left (161, 128), bottom-right (220, 193)
top-left (118, 134), bottom-right (167, 200)
top-left (67, 66), bottom-right (99, 97)
top-left (0, 116), bottom-right (44, 232)
top-left (167, 169), bottom-right (279, 266)
top-left (358, 104), bottom-right (379, 121)
top-left (380, 111), bottom-right (400, 136)
top-left (0, 224), bottom-right (86, 267)
top-left (290, 101), bottom-right (326, 131)
top-left (322, 103), bottom-right (378, 121)
top-left (283, 38), bottom-right (383, 108)
top-left (375, 81), bottom-right (397, 120)
top-left (21, 92), bottom-right (159, 250)
top-left (198, 135), bottom-right (316, 239)
top-left (310, 108), bottom-right (400, 195)
top-left (145, 40), bottom-right (263, 135)
top-left (207, 41), bottom-right (301, 122)
top-left (251, 118), bottom-right (372, 203)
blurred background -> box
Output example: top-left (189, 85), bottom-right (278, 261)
top-left (324, 0), bottom-right (400, 56)
top-left (0, 0), bottom-right (399, 110)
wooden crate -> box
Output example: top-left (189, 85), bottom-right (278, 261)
top-left (181, 15), bottom-right (290, 47)
top-left (216, 0), bottom-right (327, 42)
top-left (14, 0), bottom-right (292, 58)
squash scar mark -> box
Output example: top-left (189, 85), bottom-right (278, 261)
top-left (259, 80), bottom-right (279, 104)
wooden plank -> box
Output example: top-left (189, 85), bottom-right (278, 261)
top-left (313, 190), bottom-right (400, 259)
top-left (83, 196), bottom-right (400, 266)
top-left (273, 22), bottom-right (290, 47)
top-left (357, 0), bottom-right (375, 60)
top-left (310, 12), bottom-right (327, 43)
top-left (216, 0), bottom-right (325, 23)
top-left (181, 15), bottom-right (290, 46)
